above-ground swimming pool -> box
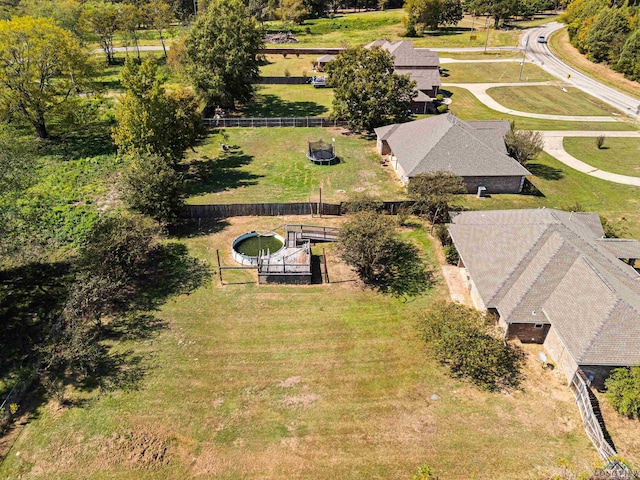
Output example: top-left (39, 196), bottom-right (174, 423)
top-left (232, 231), bottom-right (285, 265)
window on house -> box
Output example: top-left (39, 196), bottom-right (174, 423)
top-left (534, 323), bottom-right (544, 329)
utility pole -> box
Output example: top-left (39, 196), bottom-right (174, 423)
top-left (483, 14), bottom-right (491, 53)
top-left (519, 37), bottom-right (529, 81)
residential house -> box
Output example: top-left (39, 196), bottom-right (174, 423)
top-left (317, 40), bottom-right (441, 113)
top-left (448, 208), bottom-right (640, 387)
top-left (374, 114), bottom-right (530, 194)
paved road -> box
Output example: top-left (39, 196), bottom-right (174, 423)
top-left (539, 131), bottom-right (640, 186)
top-left (522, 22), bottom-right (640, 120)
top-left (443, 82), bottom-right (618, 122)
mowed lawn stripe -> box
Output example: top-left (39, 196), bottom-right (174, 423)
top-left (486, 85), bottom-right (617, 116)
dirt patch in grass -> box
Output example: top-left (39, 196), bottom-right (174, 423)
top-left (283, 393), bottom-right (322, 407)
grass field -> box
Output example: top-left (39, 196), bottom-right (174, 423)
top-left (241, 85), bottom-right (334, 117)
top-left (485, 85), bottom-right (618, 116)
top-left (548, 28), bottom-right (640, 102)
top-left (2, 214), bottom-right (628, 480)
top-left (265, 10), bottom-right (551, 48)
top-left (563, 137), bottom-right (640, 177)
top-left (184, 128), bottom-right (404, 204)
top-left (441, 61), bottom-right (553, 83)
top-left (444, 86), bottom-right (638, 131)
top-left (260, 55), bottom-right (318, 77)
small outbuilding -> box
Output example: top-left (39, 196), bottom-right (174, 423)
top-left (374, 114), bottom-right (530, 194)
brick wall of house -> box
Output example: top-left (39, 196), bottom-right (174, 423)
top-left (543, 326), bottom-right (579, 384)
top-left (506, 322), bottom-right (551, 343)
top-left (463, 176), bottom-right (524, 194)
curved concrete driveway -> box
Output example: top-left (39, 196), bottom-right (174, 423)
top-left (443, 82), bottom-right (618, 122)
top-left (539, 131), bottom-right (640, 186)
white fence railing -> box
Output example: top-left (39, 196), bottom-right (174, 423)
top-left (569, 369), bottom-right (617, 460)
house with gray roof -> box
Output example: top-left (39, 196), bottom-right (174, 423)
top-left (374, 114), bottom-right (530, 194)
top-left (448, 208), bottom-right (640, 387)
top-left (365, 40), bottom-right (441, 114)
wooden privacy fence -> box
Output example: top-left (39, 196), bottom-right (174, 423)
top-left (570, 369), bottom-right (617, 460)
top-left (182, 201), bottom-right (413, 219)
top-left (202, 117), bottom-right (347, 128)
top-left (258, 76), bottom-right (311, 84)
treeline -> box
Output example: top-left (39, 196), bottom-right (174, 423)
top-left (405, 0), bottom-right (564, 33)
top-left (564, 0), bottom-right (640, 81)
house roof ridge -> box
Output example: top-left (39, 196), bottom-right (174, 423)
top-left (496, 232), bottom-right (570, 321)
top-left (487, 224), bottom-right (555, 304)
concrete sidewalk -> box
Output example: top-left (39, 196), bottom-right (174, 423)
top-left (539, 131), bottom-right (640, 187)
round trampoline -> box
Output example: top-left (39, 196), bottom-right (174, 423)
top-left (307, 139), bottom-right (337, 165)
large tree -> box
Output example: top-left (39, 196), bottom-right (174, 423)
top-left (326, 46), bottom-right (416, 132)
top-left (80, 1), bottom-right (120, 65)
top-left (113, 58), bottom-right (203, 162)
top-left (605, 364), bottom-right (640, 419)
top-left (183, 0), bottom-right (263, 109)
top-left (141, 0), bottom-right (174, 60)
top-left (616, 28), bottom-right (640, 81)
top-left (0, 16), bottom-right (92, 138)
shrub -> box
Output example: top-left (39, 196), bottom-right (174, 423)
top-left (436, 103), bottom-right (449, 114)
top-left (343, 191), bottom-right (384, 214)
top-left (284, 68), bottom-right (291, 77)
top-left (434, 224), bottom-right (451, 246)
top-left (596, 135), bottom-right (606, 149)
top-left (444, 244), bottom-right (458, 265)
top-left (505, 124), bottom-right (544, 165)
top-left (411, 465), bottom-right (438, 480)
top-left (418, 301), bottom-right (524, 391)
top-left (435, 93), bottom-right (444, 102)
top-left (605, 365), bottom-right (640, 419)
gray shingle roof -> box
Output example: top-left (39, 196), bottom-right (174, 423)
top-left (317, 54), bottom-right (336, 63)
top-left (449, 209), bottom-right (640, 366)
top-left (373, 114), bottom-right (530, 178)
top-left (394, 68), bottom-right (441, 90)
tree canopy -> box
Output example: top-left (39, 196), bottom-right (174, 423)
top-left (337, 210), bottom-right (433, 296)
top-left (112, 58), bottom-right (203, 163)
top-left (326, 46), bottom-right (417, 132)
top-left (605, 364), bottom-right (640, 419)
top-left (183, 0), bottom-right (264, 109)
top-left (404, 0), bottom-right (463, 33)
top-left (407, 171), bottom-right (465, 227)
top-left (418, 301), bottom-right (524, 391)
top-left (0, 16), bottom-right (93, 138)
top-left (79, 1), bottom-right (120, 65)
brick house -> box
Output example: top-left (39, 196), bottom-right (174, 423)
top-left (448, 209), bottom-right (640, 387)
top-left (374, 114), bottom-right (530, 194)
top-left (317, 40), bottom-right (441, 113)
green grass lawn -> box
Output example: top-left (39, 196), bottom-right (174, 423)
top-left (441, 62), bottom-right (553, 83)
top-left (486, 85), bottom-right (618, 116)
top-left (185, 128), bottom-right (404, 204)
top-left (241, 85), bottom-right (334, 118)
top-left (440, 51), bottom-right (523, 60)
top-left (563, 137), bottom-right (640, 178)
top-left (444, 86), bottom-right (638, 131)
top-left (0, 216), bottom-right (613, 479)
top-left (260, 54), bottom-right (319, 77)
top-left (266, 10), bottom-right (533, 48)
top-left (463, 151), bottom-right (640, 239)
